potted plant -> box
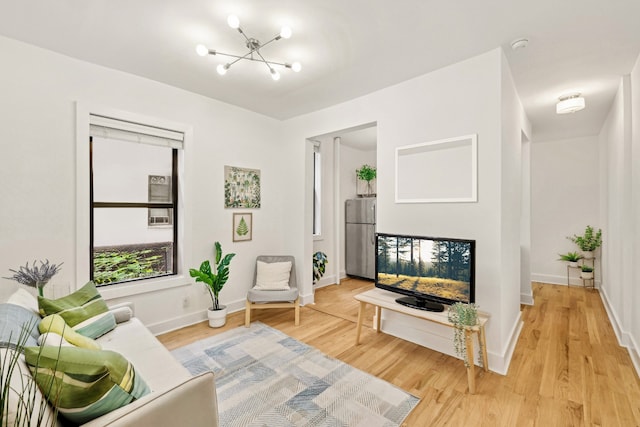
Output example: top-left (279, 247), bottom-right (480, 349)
top-left (558, 251), bottom-right (583, 268)
top-left (447, 302), bottom-right (481, 368)
top-left (189, 242), bottom-right (235, 328)
top-left (356, 164), bottom-right (377, 197)
top-left (3, 259), bottom-right (63, 297)
top-left (312, 251), bottom-right (328, 284)
top-left (568, 225), bottom-right (602, 259)
top-left (580, 265), bottom-right (594, 279)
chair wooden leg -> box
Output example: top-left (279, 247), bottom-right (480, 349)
top-left (294, 297), bottom-right (300, 326)
top-left (245, 300), bottom-right (251, 327)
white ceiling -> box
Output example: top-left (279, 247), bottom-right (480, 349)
top-left (1, 0), bottom-right (639, 143)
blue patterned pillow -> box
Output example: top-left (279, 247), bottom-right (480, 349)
top-left (0, 303), bottom-right (40, 349)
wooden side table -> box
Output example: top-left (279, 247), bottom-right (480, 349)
top-left (354, 288), bottom-right (489, 394)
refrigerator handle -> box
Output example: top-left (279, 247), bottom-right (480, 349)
top-left (371, 228), bottom-right (375, 246)
top-left (372, 203), bottom-right (376, 223)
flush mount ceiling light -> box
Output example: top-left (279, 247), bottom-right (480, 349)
top-left (196, 15), bottom-right (301, 81)
top-left (556, 93), bottom-right (585, 114)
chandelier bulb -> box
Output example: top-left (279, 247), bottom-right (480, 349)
top-left (195, 44), bottom-right (209, 57)
top-left (227, 15), bottom-right (240, 29)
top-left (270, 69), bottom-right (280, 81)
top-left (291, 62), bottom-right (302, 72)
top-left (280, 26), bottom-right (292, 39)
top-left (217, 64), bottom-right (229, 75)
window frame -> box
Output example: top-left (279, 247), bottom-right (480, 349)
top-left (89, 139), bottom-right (179, 284)
top-left (76, 103), bottom-right (192, 299)
top-left (312, 144), bottom-right (322, 238)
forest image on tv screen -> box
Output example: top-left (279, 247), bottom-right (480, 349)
top-left (377, 235), bottom-right (471, 303)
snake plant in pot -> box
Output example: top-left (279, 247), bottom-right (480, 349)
top-left (189, 242), bottom-right (235, 327)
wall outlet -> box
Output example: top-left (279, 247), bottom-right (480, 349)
top-left (182, 296), bottom-right (189, 308)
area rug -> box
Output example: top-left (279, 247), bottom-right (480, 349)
top-left (171, 322), bottom-right (419, 427)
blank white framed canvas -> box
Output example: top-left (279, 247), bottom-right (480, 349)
top-left (395, 134), bottom-right (477, 203)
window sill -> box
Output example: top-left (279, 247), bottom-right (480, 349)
top-left (98, 274), bottom-right (191, 300)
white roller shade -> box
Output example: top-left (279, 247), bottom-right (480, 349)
top-left (90, 114), bottom-right (184, 149)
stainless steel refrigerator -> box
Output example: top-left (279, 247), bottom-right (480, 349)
top-left (345, 198), bottom-right (376, 279)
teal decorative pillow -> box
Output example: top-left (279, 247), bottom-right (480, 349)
top-left (24, 346), bottom-right (150, 425)
top-left (38, 281), bottom-right (116, 339)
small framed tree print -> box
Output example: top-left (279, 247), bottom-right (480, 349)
top-left (233, 213), bottom-right (252, 242)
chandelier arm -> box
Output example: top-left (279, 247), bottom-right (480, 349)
top-left (258, 35), bottom-right (282, 49)
top-left (213, 51), bottom-right (254, 61)
top-left (235, 27), bottom-right (253, 45)
top-left (253, 48), bottom-right (276, 72)
top-left (212, 50), bottom-right (289, 68)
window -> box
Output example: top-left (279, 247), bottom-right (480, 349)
top-left (313, 143), bottom-right (321, 236)
top-left (89, 115), bottom-right (183, 286)
top-left (148, 175), bottom-right (173, 227)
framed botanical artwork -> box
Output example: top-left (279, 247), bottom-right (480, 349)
top-left (224, 166), bottom-right (261, 208)
top-left (233, 213), bottom-right (252, 242)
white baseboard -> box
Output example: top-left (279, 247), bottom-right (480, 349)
top-left (488, 313), bottom-right (523, 375)
top-left (520, 292), bottom-right (534, 306)
top-left (148, 310), bottom-right (207, 335)
top-left (595, 286), bottom-right (640, 378)
top-left (531, 273), bottom-right (600, 288)
top-left (148, 298), bottom-right (247, 335)
top-left (531, 273), bottom-right (570, 286)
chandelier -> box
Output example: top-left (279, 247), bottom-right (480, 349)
top-left (196, 15), bottom-right (301, 81)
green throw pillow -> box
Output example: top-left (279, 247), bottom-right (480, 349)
top-left (24, 346), bottom-right (150, 425)
top-left (38, 281), bottom-right (116, 339)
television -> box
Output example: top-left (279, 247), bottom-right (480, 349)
top-left (375, 232), bottom-right (475, 312)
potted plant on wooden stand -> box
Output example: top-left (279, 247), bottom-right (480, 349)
top-left (558, 251), bottom-right (583, 268)
top-left (189, 242), bottom-right (235, 328)
top-left (580, 265), bottom-right (594, 279)
top-left (568, 225), bottom-right (602, 259)
top-left (447, 302), bottom-right (481, 368)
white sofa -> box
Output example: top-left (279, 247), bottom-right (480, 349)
top-left (1, 292), bottom-right (219, 426)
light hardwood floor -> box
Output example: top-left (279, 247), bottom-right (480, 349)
top-left (158, 280), bottom-right (640, 426)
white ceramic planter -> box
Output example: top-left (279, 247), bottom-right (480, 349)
top-left (581, 271), bottom-right (594, 279)
top-left (207, 305), bottom-right (227, 328)
top-left (568, 261), bottom-right (578, 268)
top-left (582, 251), bottom-right (595, 259)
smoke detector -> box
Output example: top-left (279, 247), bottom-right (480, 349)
top-left (510, 38), bottom-right (529, 51)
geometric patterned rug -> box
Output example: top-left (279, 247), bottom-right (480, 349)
top-left (171, 322), bottom-right (419, 427)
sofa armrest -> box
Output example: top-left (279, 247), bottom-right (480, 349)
top-left (107, 302), bottom-right (134, 324)
top-left (81, 371), bottom-right (218, 427)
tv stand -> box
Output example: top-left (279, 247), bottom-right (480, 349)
top-left (354, 288), bottom-right (489, 394)
top-left (395, 296), bottom-right (444, 312)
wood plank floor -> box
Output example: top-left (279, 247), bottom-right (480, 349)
top-left (158, 280), bottom-right (640, 426)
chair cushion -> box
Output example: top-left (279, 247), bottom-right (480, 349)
top-left (24, 346), bottom-right (150, 425)
top-left (248, 287), bottom-right (299, 303)
top-left (254, 261), bottom-right (292, 290)
top-left (38, 281), bottom-right (116, 339)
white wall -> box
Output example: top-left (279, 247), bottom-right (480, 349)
top-left (0, 35), bottom-right (294, 334)
top-left (530, 135), bottom-right (600, 285)
top-left (500, 52), bottom-right (530, 355)
top-left (631, 53), bottom-right (640, 373)
top-left (598, 54), bottom-right (640, 374)
top-left (283, 48), bottom-right (528, 374)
